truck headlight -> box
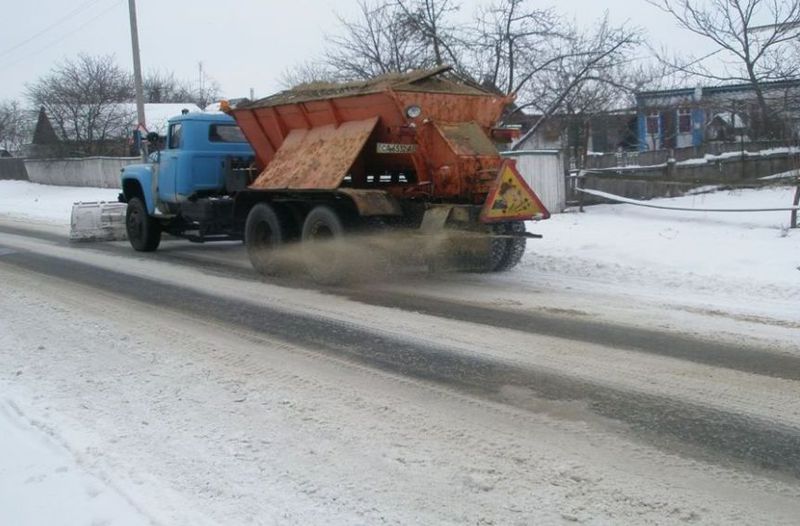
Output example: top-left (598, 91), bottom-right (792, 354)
top-left (405, 105), bottom-right (422, 119)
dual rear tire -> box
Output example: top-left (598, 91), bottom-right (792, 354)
top-left (245, 203), bottom-right (346, 283)
top-left (246, 202), bottom-right (526, 282)
top-left (300, 206), bottom-right (347, 284)
top-left (493, 221), bottom-right (527, 272)
top-left (427, 221), bottom-right (527, 273)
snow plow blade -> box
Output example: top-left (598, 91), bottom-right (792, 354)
top-left (69, 202), bottom-right (128, 242)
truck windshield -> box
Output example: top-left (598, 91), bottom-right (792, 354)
top-left (209, 124), bottom-right (247, 143)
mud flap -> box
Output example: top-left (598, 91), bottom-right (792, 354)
top-left (69, 202), bottom-right (128, 242)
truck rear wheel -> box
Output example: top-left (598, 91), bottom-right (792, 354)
top-left (493, 221), bottom-right (527, 272)
top-left (473, 232), bottom-right (507, 273)
top-left (245, 203), bottom-right (285, 276)
top-left (301, 205), bottom-right (347, 284)
top-left (426, 228), bottom-right (504, 273)
top-left (126, 197), bottom-right (161, 252)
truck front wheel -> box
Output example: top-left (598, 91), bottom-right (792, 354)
top-left (245, 202), bottom-right (285, 276)
top-left (126, 197), bottom-right (161, 251)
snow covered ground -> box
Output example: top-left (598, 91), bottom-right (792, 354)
top-left (523, 186), bottom-right (799, 321)
top-left (0, 180), bottom-right (119, 228)
top-left (2, 180), bottom-right (800, 524)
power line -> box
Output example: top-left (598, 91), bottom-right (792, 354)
top-left (0, 0), bottom-right (123, 70)
top-left (0, 0), bottom-right (108, 59)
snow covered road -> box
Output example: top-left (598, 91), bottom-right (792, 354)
top-left (1, 220), bottom-right (800, 524)
top-left (1, 181), bottom-right (799, 524)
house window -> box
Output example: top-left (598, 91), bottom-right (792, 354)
top-left (678, 108), bottom-right (692, 133)
top-left (646, 112), bottom-right (660, 134)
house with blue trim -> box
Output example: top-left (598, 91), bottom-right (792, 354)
top-left (635, 79), bottom-right (800, 151)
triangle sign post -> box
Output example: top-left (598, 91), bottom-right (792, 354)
top-left (480, 159), bottom-right (551, 223)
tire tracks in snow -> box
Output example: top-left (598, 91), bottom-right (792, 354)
top-left (1, 221), bottom-right (797, 382)
top-left (1, 239), bottom-right (800, 479)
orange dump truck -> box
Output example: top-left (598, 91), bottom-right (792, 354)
top-left (227, 66), bottom-right (549, 281)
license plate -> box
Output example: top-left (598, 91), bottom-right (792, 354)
top-left (376, 143), bottom-right (417, 154)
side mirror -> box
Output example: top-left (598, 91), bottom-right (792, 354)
top-left (146, 131), bottom-right (160, 144)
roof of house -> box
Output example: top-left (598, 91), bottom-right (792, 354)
top-left (636, 78), bottom-right (800, 100)
top-left (32, 106), bottom-right (59, 145)
top-left (135, 103), bottom-right (203, 134)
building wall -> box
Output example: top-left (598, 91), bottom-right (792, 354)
top-left (24, 156), bottom-right (139, 188)
top-left (637, 108), bottom-right (705, 151)
top-left (636, 81), bottom-right (800, 151)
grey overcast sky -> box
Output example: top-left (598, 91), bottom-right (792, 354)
top-left (0, 0), bottom-right (713, 102)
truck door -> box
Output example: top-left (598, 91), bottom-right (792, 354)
top-left (157, 122), bottom-right (182, 202)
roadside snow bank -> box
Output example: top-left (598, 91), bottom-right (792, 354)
top-left (0, 180), bottom-right (119, 226)
top-left (526, 186), bottom-right (800, 305)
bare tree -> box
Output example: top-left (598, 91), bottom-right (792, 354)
top-left (26, 54), bottom-right (134, 155)
top-left (648, 0), bottom-right (800, 137)
top-left (395, 0), bottom-right (463, 67)
top-left (144, 69), bottom-right (222, 108)
top-left (515, 13), bottom-right (642, 139)
top-left (143, 70), bottom-right (195, 103)
top-left (469, 0), bottom-right (562, 96)
top-left (322, 0), bottom-right (436, 80)
top-left (0, 100), bottom-right (31, 152)
top-left (280, 60), bottom-right (336, 88)
top-left (297, 0), bottom-right (644, 152)
top-left (193, 73), bottom-right (222, 109)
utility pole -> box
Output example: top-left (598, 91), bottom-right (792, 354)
top-left (198, 61), bottom-right (205, 107)
top-left (128, 0), bottom-right (147, 161)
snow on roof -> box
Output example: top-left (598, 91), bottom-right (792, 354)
top-left (136, 103), bottom-right (203, 134)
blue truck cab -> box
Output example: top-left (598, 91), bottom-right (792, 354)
top-left (120, 112), bottom-right (254, 250)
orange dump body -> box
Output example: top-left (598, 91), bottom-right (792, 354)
top-left (228, 67), bottom-right (512, 204)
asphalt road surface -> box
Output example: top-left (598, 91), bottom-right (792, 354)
top-left (1, 221), bottom-right (799, 524)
